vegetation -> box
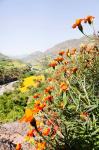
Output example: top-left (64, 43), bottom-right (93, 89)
top-left (0, 74), bottom-right (45, 123)
top-left (0, 90), bottom-right (28, 122)
top-left (0, 59), bottom-right (31, 84)
top-left (15, 16), bottom-right (99, 150)
top-left (0, 15), bottom-right (98, 150)
top-left (19, 75), bottom-right (45, 93)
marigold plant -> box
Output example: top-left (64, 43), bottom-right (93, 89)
top-left (17, 16), bottom-right (99, 150)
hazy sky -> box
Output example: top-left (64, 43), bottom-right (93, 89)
top-left (0, 0), bottom-right (99, 56)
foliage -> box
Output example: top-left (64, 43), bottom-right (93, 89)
top-left (0, 90), bottom-right (28, 122)
top-left (17, 16), bottom-right (99, 150)
top-left (0, 74), bottom-right (46, 123)
top-left (0, 59), bottom-right (31, 84)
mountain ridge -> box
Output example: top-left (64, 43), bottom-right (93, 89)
top-left (20, 36), bottom-right (89, 65)
top-left (0, 36), bottom-right (90, 66)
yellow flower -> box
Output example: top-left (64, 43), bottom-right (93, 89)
top-left (19, 75), bottom-right (45, 92)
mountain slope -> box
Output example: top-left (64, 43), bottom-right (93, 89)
top-left (20, 36), bottom-right (89, 66)
top-left (0, 53), bottom-right (8, 60)
top-left (45, 36), bottom-right (89, 55)
top-left (0, 58), bottom-right (31, 85)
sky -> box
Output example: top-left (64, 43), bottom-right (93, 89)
top-left (0, 0), bottom-right (99, 56)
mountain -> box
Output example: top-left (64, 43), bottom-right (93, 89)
top-left (22, 51), bottom-right (47, 68)
top-left (0, 53), bottom-right (8, 60)
top-left (45, 36), bottom-right (89, 56)
top-left (20, 36), bottom-right (89, 66)
top-left (0, 55), bottom-right (31, 85)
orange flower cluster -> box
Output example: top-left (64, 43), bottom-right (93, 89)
top-left (27, 129), bottom-right (37, 137)
top-left (44, 86), bottom-right (54, 94)
top-left (33, 93), bottom-right (41, 99)
top-left (36, 141), bottom-right (46, 150)
top-left (19, 15), bottom-right (98, 150)
top-left (71, 67), bottom-right (78, 73)
top-left (58, 50), bottom-right (65, 56)
top-left (34, 100), bottom-right (46, 111)
top-left (44, 95), bottom-right (53, 102)
top-left (42, 128), bottom-right (50, 136)
top-left (60, 82), bottom-right (69, 92)
top-left (54, 56), bottom-right (64, 63)
top-left (49, 60), bottom-right (57, 69)
top-left (84, 16), bottom-right (95, 24)
top-left (20, 101), bottom-right (46, 123)
top-left (72, 19), bottom-right (84, 29)
top-left (72, 15), bottom-right (95, 33)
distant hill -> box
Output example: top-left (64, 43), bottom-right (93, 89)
top-left (45, 36), bottom-right (89, 56)
top-left (0, 55), bottom-right (31, 85)
top-left (0, 53), bottom-right (8, 60)
top-left (20, 36), bottom-right (89, 66)
top-left (22, 51), bottom-right (44, 64)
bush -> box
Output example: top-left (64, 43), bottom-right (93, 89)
top-left (17, 16), bottom-right (99, 150)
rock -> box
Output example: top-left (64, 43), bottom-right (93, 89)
top-left (0, 122), bottom-right (29, 150)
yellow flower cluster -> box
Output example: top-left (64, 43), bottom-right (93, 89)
top-left (19, 75), bottom-right (45, 92)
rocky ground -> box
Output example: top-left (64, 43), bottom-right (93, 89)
top-left (0, 81), bottom-right (17, 95)
top-left (0, 122), bottom-right (32, 150)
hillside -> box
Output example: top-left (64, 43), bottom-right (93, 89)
top-left (46, 36), bottom-right (89, 55)
top-left (20, 36), bottom-right (89, 66)
top-left (0, 53), bottom-right (8, 60)
top-left (0, 57), bottom-right (31, 85)
top-left (22, 51), bottom-right (45, 67)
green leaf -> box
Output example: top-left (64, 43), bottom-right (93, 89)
top-left (63, 92), bottom-right (67, 107)
top-left (67, 105), bottom-right (76, 111)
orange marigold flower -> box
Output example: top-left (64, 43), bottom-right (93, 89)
top-left (72, 19), bottom-right (84, 32)
top-left (16, 143), bottom-right (21, 150)
top-left (60, 82), bottom-right (69, 92)
top-left (80, 112), bottom-right (89, 121)
top-left (44, 95), bottom-right (53, 102)
top-left (54, 56), bottom-right (64, 62)
top-left (36, 142), bottom-right (46, 150)
top-left (84, 16), bottom-right (95, 24)
top-left (33, 93), bottom-right (41, 99)
top-left (44, 86), bottom-right (54, 94)
top-left (42, 128), bottom-right (50, 136)
top-left (38, 102), bottom-right (46, 111)
top-left (20, 109), bottom-right (34, 122)
top-left (58, 50), bottom-right (65, 56)
top-left (49, 61), bottom-right (57, 69)
top-left (34, 100), bottom-right (46, 112)
top-left (47, 77), bottom-right (53, 82)
top-left (72, 19), bottom-right (83, 28)
top-left (27, 129), bottom-right (37, 137)
top-left (32, 107), bottom-right (40, 114)
top-left (34, 100), bottom-right (41, 107)
top-left (71, 67), bottom-right (78, 73)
